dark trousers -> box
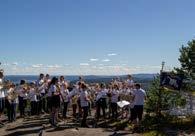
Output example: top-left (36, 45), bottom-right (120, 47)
top-left (77, 99), bottom-right (82, 117)
top-left (18, 96), bottom-right (25, 117)
top-left (63, 102), bottom-right (69, 118)
top-left (133, 105), bottom-right (144, 121)
top-left (130, 108), bottom-right (135, 122)
top-left (72, 104), bottom-right (77, 118)
top-left (111, 102), bottom-right (118, 119)
top-left (0, 98), bottom-right (5, 113)
top-left (37, 100), bottom-right (42, 115)
top-left (96, 99), bottom-right (106, 120)
top-left (81, 106), bottom-right (88, 127)
top-left (30, 101), bottom-right (38, 115)
top-left (88, 101), bottom-right (91, 115)
top-left (7, 102), bottom-right (16, 122)
top-left (46, 97), bottom-right (52, 112)
top-left (41, 93), bottom-right (46, 112)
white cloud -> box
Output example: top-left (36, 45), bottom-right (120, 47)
top-left (2, 63), bottom-right (9, 66)
top-left (107, 53), bottom-right (117, 56)
top-left (98, 67), bottom-right (104, 70)
top-left (32, 64), bottom-right (43, 68)
top-left (102, 59), bottom-right (111, 62)
top-left (80, 63), bottom-right (90, 66)
top-left (12, 62), bottom-right (18, 66)
top-left (64, 64), bottom-right (70, 66)
top-left (90, 58), bottom-right (99, 62)
top-left (4, 61), bottom-right (164, 75)
top-left (47, 65), bottom-right (62, 68)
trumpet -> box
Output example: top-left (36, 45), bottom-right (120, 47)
top-left (56, 84), bottom-right (61, 93)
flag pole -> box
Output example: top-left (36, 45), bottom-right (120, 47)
top-left (161, 61), bottom-right (165, 73)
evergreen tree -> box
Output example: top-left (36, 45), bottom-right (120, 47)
top-left (145, 76), bottom-right (186, 116)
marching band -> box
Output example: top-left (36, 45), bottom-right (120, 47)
top-left (0, 71), bottom-right (146, 129)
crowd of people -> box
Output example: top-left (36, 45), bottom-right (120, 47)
top-left (0, 71), bottom-right (146, 129)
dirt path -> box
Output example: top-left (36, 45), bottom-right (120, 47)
top-left (0, 115), bottom-right (138, 136)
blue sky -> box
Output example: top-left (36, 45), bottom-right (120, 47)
top-left (0, 0), bottom-right (195, 75)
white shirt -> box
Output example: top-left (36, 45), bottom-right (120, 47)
top-left (96, 89), bottom-right (108, 101)
top-left (28, 88), bottom-right (37, 102)
top-left (0, 78), bottom-right (5, 98)
top-left (127, 79), bottom-right (134, 86)
top-left (80, 90), bottom-right (89, 107)
top-left (48, 85), bottom-right (57, 97)
top-left (111, 89), bottom-right (119, 103)
top-left (0, 90), bottom-right (5, 98)
top-left (17, 86), bottom-right (26, 97)
top-left (70, 87), bottom-right (81, 97)
top-left (95, 91), bottom-right (102, 101)
top-left (0, 78), bottom-right (3, 90)
top-left (23, 92), bottom-right (28, 100)
top-left (37, 79), bottom-right (46, 94)
top-left (61, 89), bottom-right (69, 102)
top-left (0, 78), bottom-right (2, 84)
top-left (132, 88), bottom-right (146, 106)
top-left (101, 89), bottom-right (108, 98)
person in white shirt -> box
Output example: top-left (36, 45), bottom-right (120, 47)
top-left (45, 74), bottom-right (51, 113)
top-left (28, 83), bottom-right (38, 115)
top-left (49, 77), bottom-right (60, 127)
top-left (17, 80), bottom-right (26, 117)
top-left (95, 84), bottom-right (101, 120)
top-left (0, 71), bottom-right (5, 125)
top-left (111, 84), bottom-right (120, 119)
top-left (76, 82), bottom-right (82, 117)
top-left (132, 83), bottom-right (146, 124)
top-left (60, 77), bottom-right (70, 119)
top-left (96, 83), bottom-right (107, 120)
top-left (6, 84), bottom-right (18, 122)
top-left (126, 75), bottom-right (134, 89)
top-left (36, 73), bottom-right (46, 113)
top-left (80, 83), bottom-right (90, 127)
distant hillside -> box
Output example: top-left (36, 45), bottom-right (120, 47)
top-left (5, 74), bottom-right (157, 89)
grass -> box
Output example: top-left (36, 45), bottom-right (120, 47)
top-left (192, 90), bottom-right (195, 96)
top-left (143, 131), bottom-right (166, 136)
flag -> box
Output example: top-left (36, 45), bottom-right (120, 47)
top-left (160, 72), bottom-right (183, 90)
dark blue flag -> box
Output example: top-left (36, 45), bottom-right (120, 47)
top-left (160, 72), bottom-right (183, 90)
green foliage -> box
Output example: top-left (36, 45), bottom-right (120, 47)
top-left (175, 39), bottom-right (195, 78)
top-left (173, 39), bottom-right (195, 91)
top-left (143, 131), bottom-right (166, 136)
top-left (145, 76), bottom-right (186, 116)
